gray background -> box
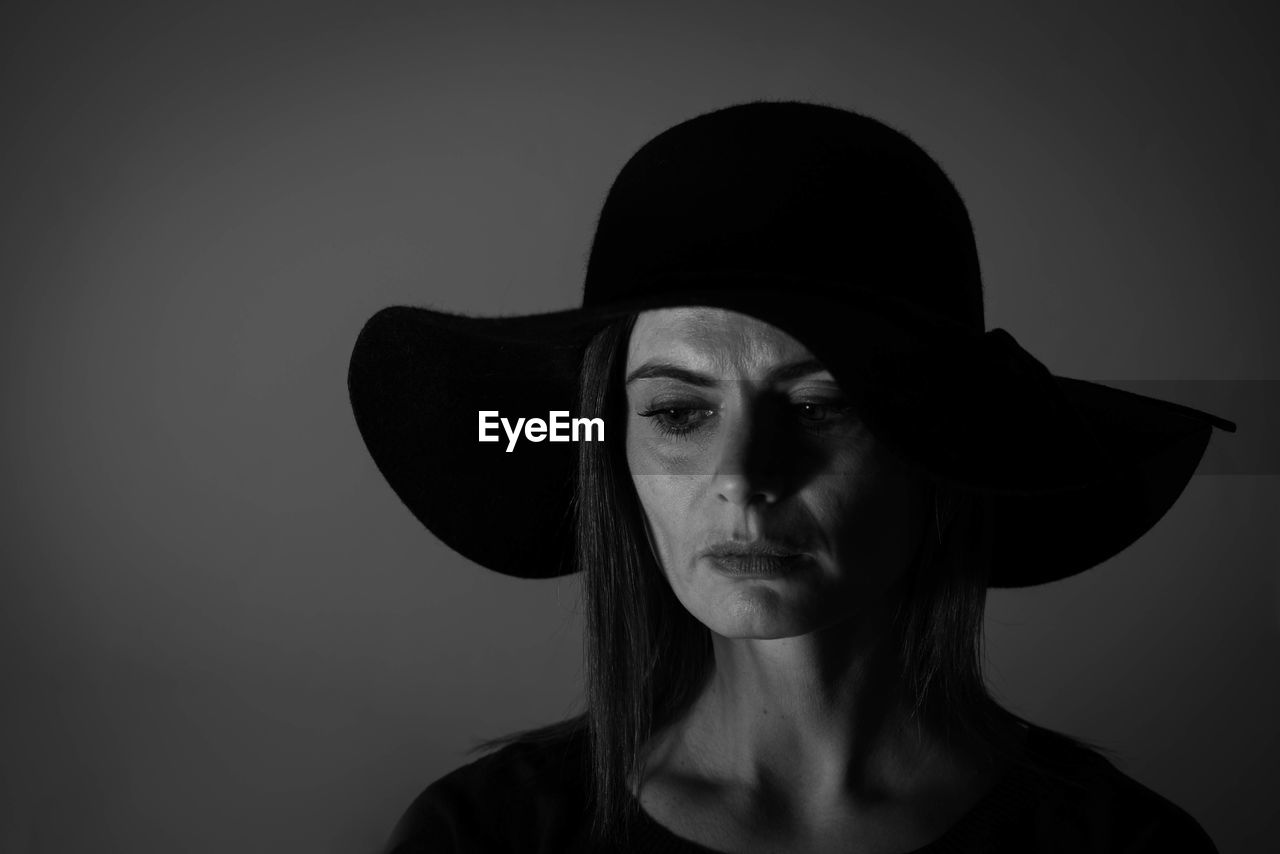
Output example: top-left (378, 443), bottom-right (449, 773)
top-left (2, 2), bottom-right (1277, 852)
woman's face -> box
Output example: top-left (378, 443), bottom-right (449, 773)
top-left (623, 307), bottom-right (929, 640)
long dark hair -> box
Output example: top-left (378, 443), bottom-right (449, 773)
top-left (471, 312), bottom-right (1112, 848)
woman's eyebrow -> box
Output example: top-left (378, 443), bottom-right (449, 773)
top-left (624, 358), bottom-right (829, 387)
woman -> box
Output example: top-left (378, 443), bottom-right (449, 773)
top-left (349, 101), bottom-right (1232, 852)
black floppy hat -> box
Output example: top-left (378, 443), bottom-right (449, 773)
top-left (347, 100), bottom-right (1236, 588)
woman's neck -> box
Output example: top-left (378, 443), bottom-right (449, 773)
top-left (641, 613), bottom-right (987, 813)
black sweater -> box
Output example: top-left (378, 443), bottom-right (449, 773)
top-left (382, 724), bottom-right (1218, 853)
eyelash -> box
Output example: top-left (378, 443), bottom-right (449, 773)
top-left (636, 402), bottom-right (854, 439)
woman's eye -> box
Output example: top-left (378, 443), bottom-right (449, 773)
top-left (637, 400), bottom-right (855, 440)
top-left (637, 406), bottom-right (716, 439)
top-left (794, 401), bottom-right (854, 425)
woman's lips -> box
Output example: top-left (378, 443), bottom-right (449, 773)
top-left (706, 553), bottom-right (810, 577)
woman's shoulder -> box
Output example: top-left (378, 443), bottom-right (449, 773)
top-left (1005, 723), bottom-right (1219, 853)
top-left (381, 721), bottom-right (592, 854)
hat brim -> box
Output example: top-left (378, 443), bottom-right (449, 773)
top-left (347, 288), bottom-right (1236, 588)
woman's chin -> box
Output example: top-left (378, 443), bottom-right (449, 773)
top-left (697, 587), bottom-right (833, 639)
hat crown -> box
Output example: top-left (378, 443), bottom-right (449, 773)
top-left (583, 101), bottom-right (985, 333)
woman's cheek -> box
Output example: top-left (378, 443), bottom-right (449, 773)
top-left (634, 475), bottom-right (702, 566)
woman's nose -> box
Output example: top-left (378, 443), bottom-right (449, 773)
top-left (711, 404), bottom-right (784, 507)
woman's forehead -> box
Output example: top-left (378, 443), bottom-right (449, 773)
top-left (626, 307), bottom-right (819, 374)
